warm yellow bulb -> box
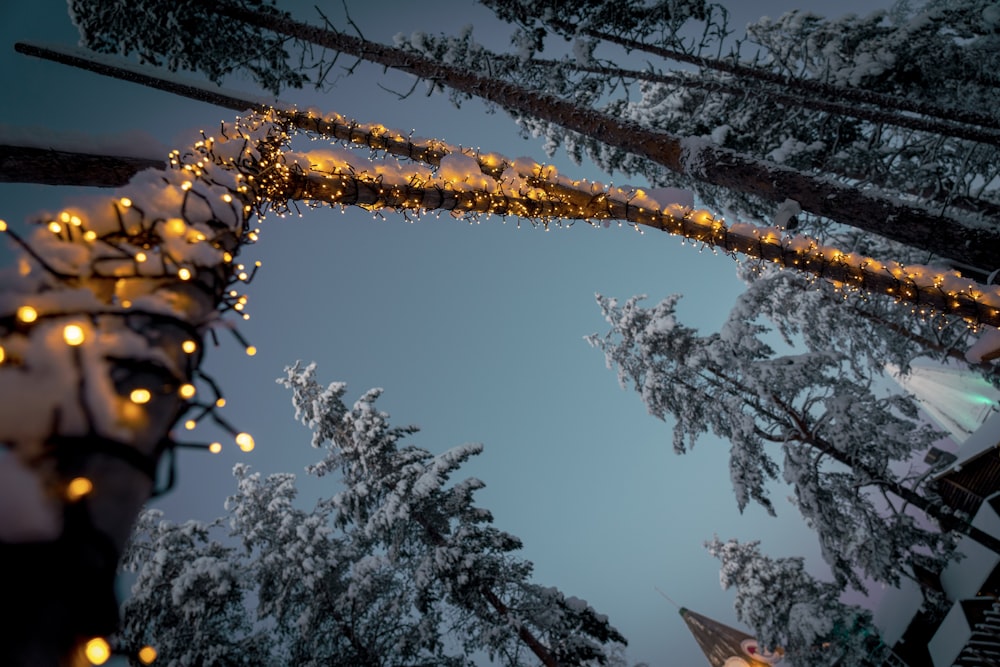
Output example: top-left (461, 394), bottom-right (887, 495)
top-left (48, 221), bottom-right (62, 234)
top-left (235, 432), bottom-right (255, 452)
top-left (165, 218), bottom-right (186, 236)
top-left (137, 645), bottom-right (157, 664)
top-left (130, 388), bottom-right (152, 404)
top-left (63, 324), bottom-right (86, 346)
top-left (181, 181), bottom-right (193, 191)
top-left (181, 340), bottom-right (197, 354)
top-left (66, 477), bottom-right (94, 502)
top-left (245, 345), bottom-right (257, 357)
top-left (70, 215), bottom-right (82, 226)
top-left (120, 197), bottom-right (132, 208)
top-left (0, 346), bottom-right (5, 364)
top-left (178, 383), bottom-right (196, 399)
top-left (0, 220), bottom-right (6, 232)
top-left (135, 252), bottom-right (147, 263)
top-left (177, 267), bottom-right (192, 281)
top-left (184, 419), bottom-right (196, 430)
top-left (84, 637), bottom-right (111, 665)
top-left (84, 230), bottom-right (97, 241)
top-left (215, 398), bottom-right (226, 408)
top-left (17, 306), bottom-right (38, 323)
top-left (222, 193), bottom-right (233, 203)
top-left (208, 441), bottom-right (223, 454)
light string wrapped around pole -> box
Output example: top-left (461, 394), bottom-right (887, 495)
top-left (252, 109), bottom-right (1000, 330)
top-left (13, 42), bottom-right (999, 329)
top-left (0, 115), bottom-right (267, 665)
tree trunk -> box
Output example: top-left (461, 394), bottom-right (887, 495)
top-left (0, 144), bottom-right (165, 187)
top-left (529, 58), bottom-right (1000, 147)
top-left (213, 3), bottom-right (1000, 269)
top-left (579, 28), bottom-right (1000, 132)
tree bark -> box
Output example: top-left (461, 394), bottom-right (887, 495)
top-left (0, 144), bottom-right (165, 187)
top-left (578, 27), bottom-right (1000, 132)
top-left (213, 3), bottom-right (1000, 269)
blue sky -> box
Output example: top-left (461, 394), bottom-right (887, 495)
top-left (0, 2), bottom-right (891, 664)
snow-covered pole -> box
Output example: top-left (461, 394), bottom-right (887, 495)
top-left (260, 136), bottom-right (1000, 330)
top-left (15, 44), bottom-right (1000, 328)
top-left (0, 117), bottom-right (267, 665)
top-left (208, 0), bottom-right (1000, 269)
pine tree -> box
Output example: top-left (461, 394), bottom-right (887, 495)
top-left (706, 537), bottom-right (887, 667)
top-left (119, 363), bottom-right (627, 666)
top-left (585, 291), bottom-right (987, 589)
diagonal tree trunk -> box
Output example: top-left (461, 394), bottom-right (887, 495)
top-left (0, 144), bottom-right (165, 187)
top-left (208, 2), bottom-right (1000, 270)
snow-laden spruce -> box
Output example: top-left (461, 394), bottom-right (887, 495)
top-left (706, 538), bottom-right (887, 667)
top-left (120, 363), bottom-right (628, 667)
top-left (586, 292), bottom-right (965, 591)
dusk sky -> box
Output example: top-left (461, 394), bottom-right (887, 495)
top-left (0, 2), bottom-right (892, 664)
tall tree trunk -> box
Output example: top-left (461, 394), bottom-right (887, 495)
top-left (0, 133), bottom-right (244, 664)
top-left (577, 27), bottom-right (1000, 132)
top-left (212, 2), bottom-right (1000, 269)
top-left (11, 42), bottom-right (1000, 327)
top-left (501, 57), bottom-right (1000, 147)
top-left (0, 144), bottom-right (165, 187)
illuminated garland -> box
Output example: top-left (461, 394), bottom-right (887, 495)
top-left (2, 106), bottom-right (997, 663)
top-left (267, 108), bottom-right (1000, 329)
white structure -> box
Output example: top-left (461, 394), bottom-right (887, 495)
top-left (875, 378), bottom-right (1000, 666)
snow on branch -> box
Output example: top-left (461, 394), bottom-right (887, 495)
top-left (256, 108), bottom-right (1000, 330)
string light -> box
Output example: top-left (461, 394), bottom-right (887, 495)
top-left (83, 637), bottom-right (111, 665)
top-left (17, 305), bottom-right (37, 323)
top-left (137, 645), bottom-right (157, 665)
top-left (208, 441), bottom-right (223, 454)
top-left (235, 432), bottom-right (255, 452)
top-left (63, 324), bottom-right (86, 346)
top-left (129, 388), bottom-right (152, 405)
top-left (182, 340), bottom-right (197, 354)
top-left (178, 383), bottom-right (196, 399)
top-left (65, 477), bottom-right (94, 502)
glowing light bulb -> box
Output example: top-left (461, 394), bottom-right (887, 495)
top-left (48, 221), bottom-right (62, 234)
top-left (236, 432), bottom-right (255, 452)
top-left (0, 346), bottom-right (5, 364)
top-left (66, 477), bottom-right (94, 501)
top-left (178, 383), bottom-right (196, 399)
top-left (17, 306), bottom-right (38, 323)
top-left (84, 230), bottom-right (97, 241)
top-left (130, 388), bottom-right (152, 404)
top-left (138, 646), bottom-right (157, 665)
top-left (177, 268), bottom-right (192, 281)
top-left (181, 340), bottom-right (197, 354)
top-left (63, 324), bottom-right (86, 346)
top-left (181, 181), bottom-right (193, 191)
top-left (84, 637), bottom-right (111, 665)
top-left (215, 398), bottom-right (226, 408)
top-left (120, 197), bottom-right (132, 207)
top-left (245, 345), bottom-right (257, 357)
top-left (184, 419), bottom-right (196, 430)
top-left (222, 193), bottom-right (233, 203)
top-left (135, 252), bottom-right (147, 263)
top-left (0, 220), bottom-right (6, 232)
top-left (222, 252), bottom-right (233, 263)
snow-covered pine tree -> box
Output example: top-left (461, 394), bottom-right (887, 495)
top-left (585, 292), bottom-right (980, 590)
top-left (706, 537), bottom-right (887, 667)
top-left (119, 363), bottom-right (627, 667)
top-left (65, 0), bottom-right (1000, 267)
